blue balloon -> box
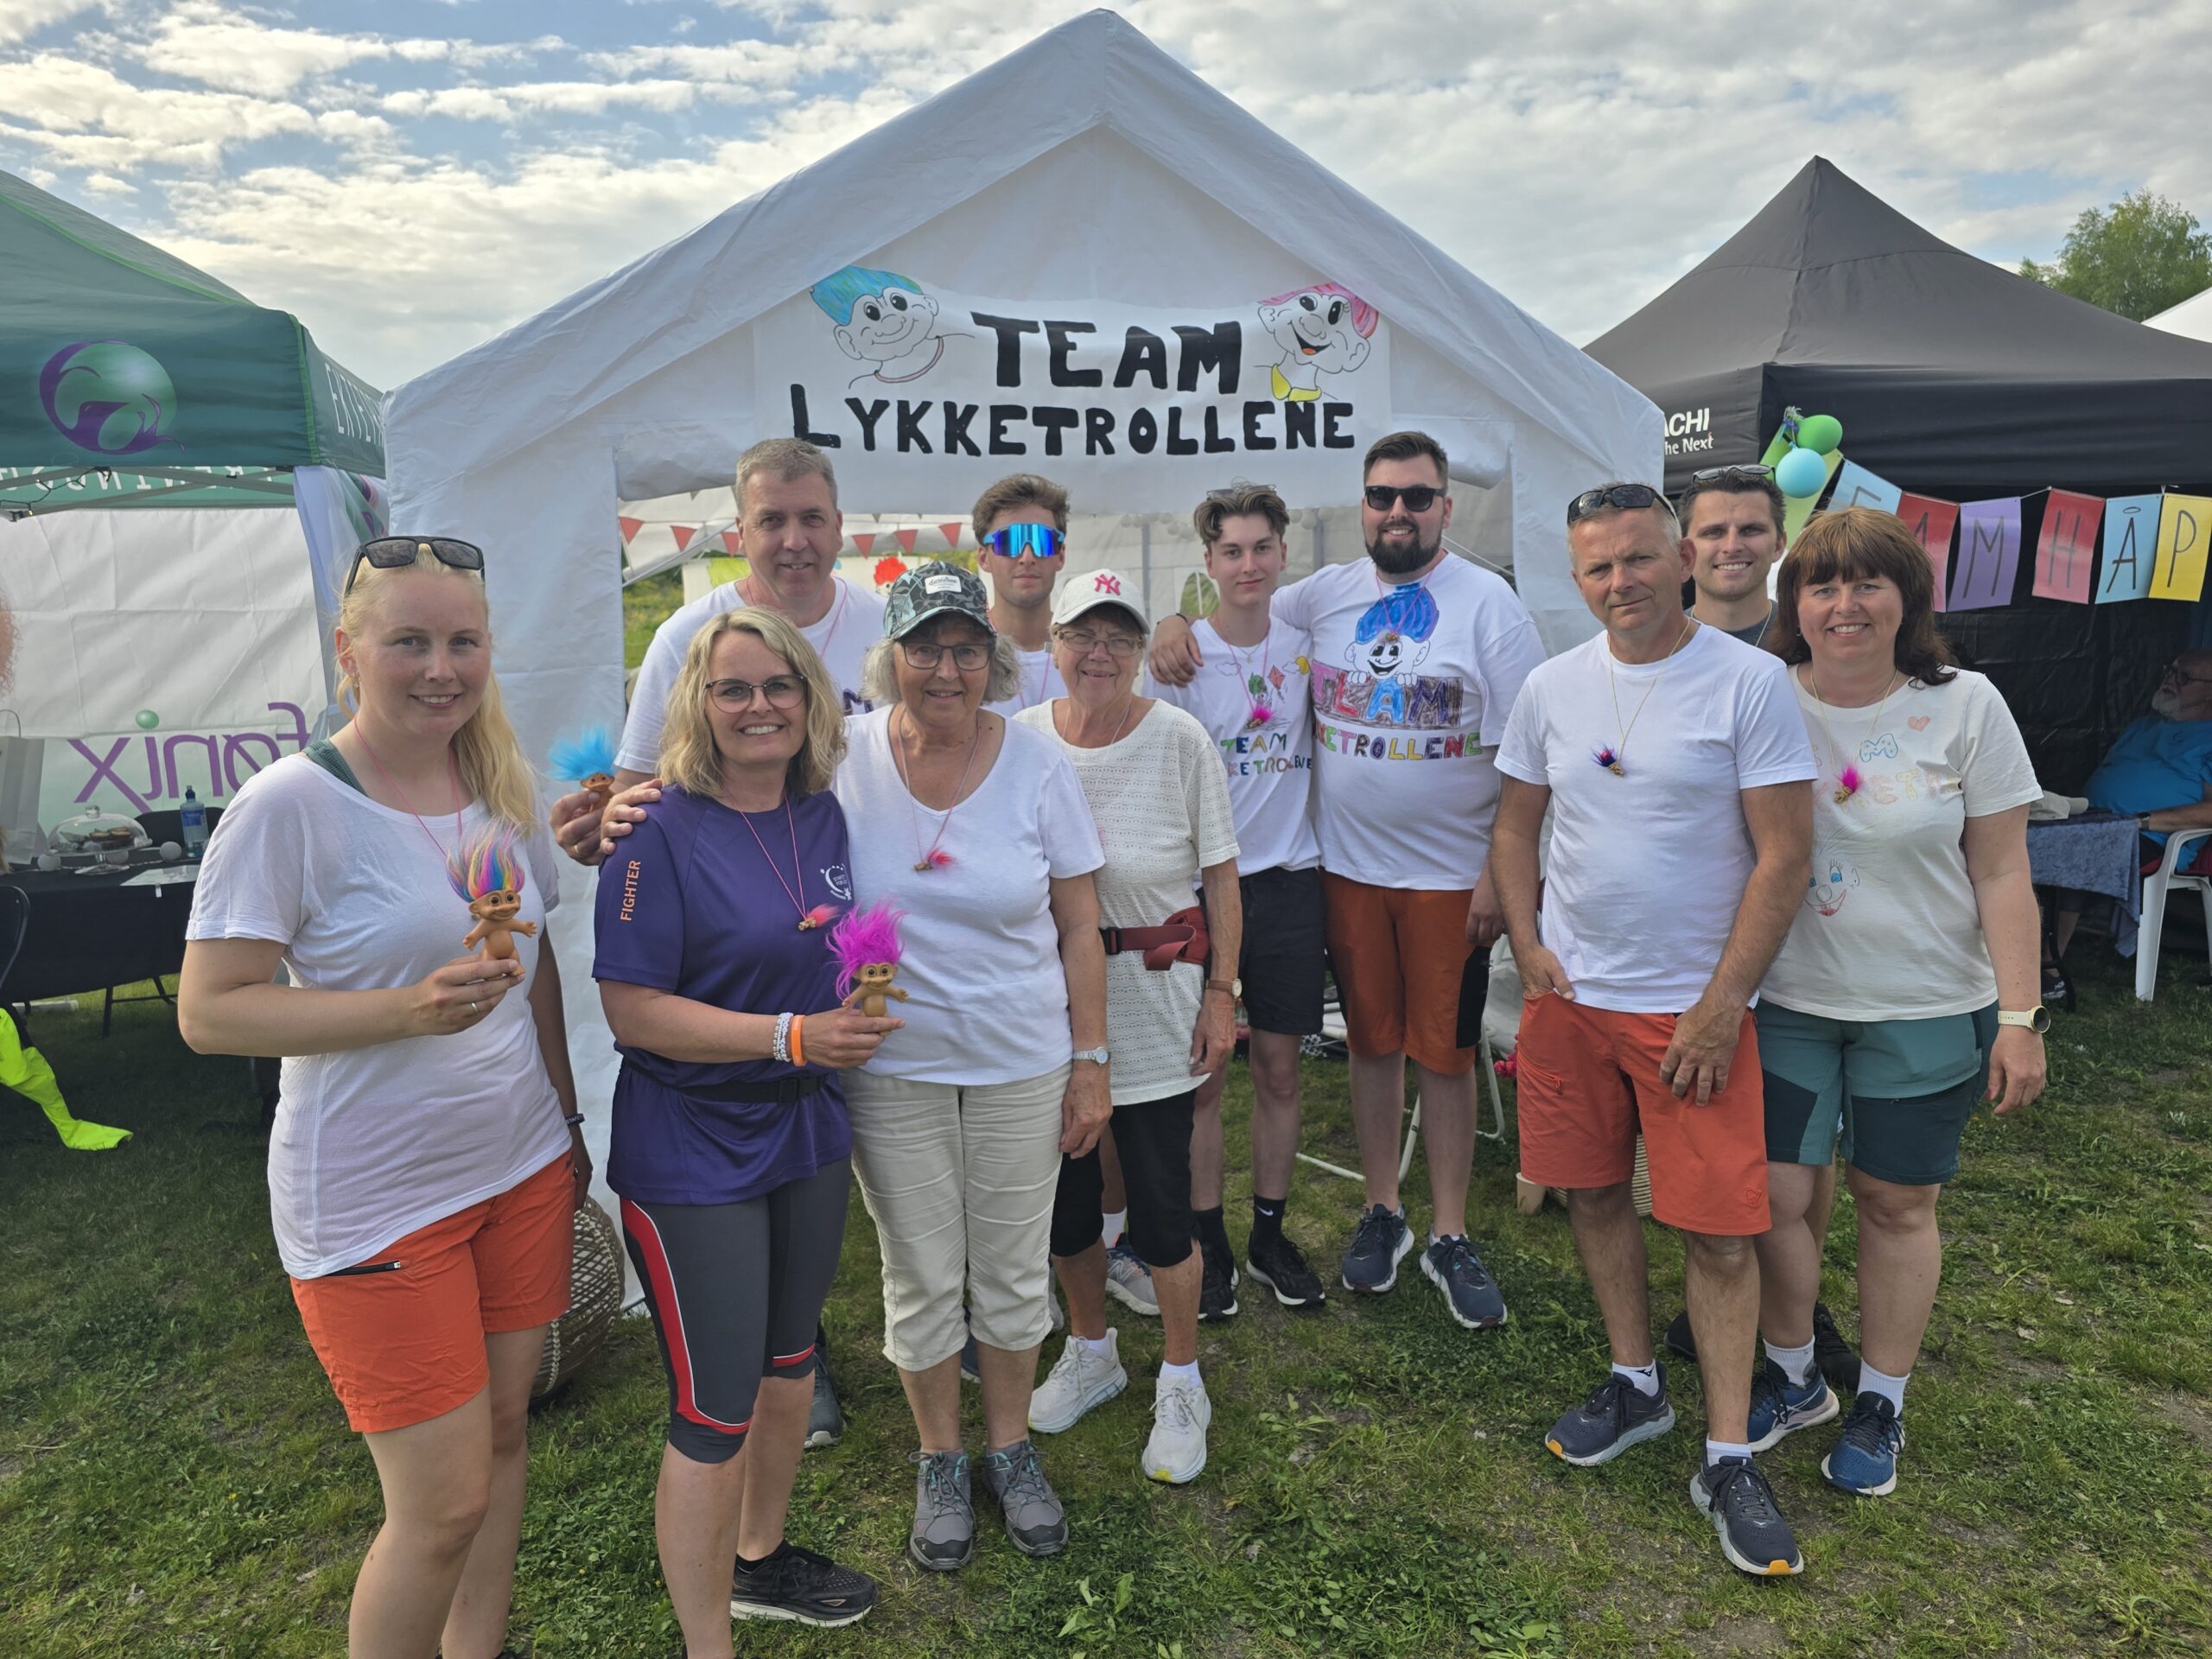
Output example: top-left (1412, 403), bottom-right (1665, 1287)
top-left (1775, 447), bottom-right (1828, 499)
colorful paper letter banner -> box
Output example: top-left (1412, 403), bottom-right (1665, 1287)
top-left (2031, 490), bottom-right (2103, 604)
top-left (2150, 495), bottom-right (2212, 602)
top-left (1897, 493), bottom-right (1959, 610)
top-left (1828, 461), bottom-right (1902, 514)
top-left (1948, 499), bottom-right (2022, 611)
top-left (2096, 495), bottom-right (2161, 603)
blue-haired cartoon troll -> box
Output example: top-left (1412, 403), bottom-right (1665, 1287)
top-left (810, 264), bottom-right (947, 383)
top-left (1351, 582), bottom-right (1440, 724)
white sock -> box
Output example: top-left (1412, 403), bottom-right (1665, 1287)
top-left (1612, 1360), bottom-right (1661, 1398)
top-left (1071, 1331), bottom-right (1116, 1357)
top-left (1764, 1336), bottom-right (1817, 1388)
top-left (1705, 1439), bottom-right (1754, 1465)
top-left (1102, 1209), bottom-right (1128, 1249)
top-left (1859, 1361), bottom-right (1909, 1414)
top-left (1158, 1358), bottom-right (1202, 1389)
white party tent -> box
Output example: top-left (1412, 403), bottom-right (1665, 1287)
top-left (2147, 284), bottom-right (2212, 344)
top-left (384, 9), bottom-right (1658, 1192)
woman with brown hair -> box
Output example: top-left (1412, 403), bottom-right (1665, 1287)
top-left (1746, 506), bottom-right (2045, 1500)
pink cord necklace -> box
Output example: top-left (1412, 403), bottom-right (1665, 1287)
top-left (893, 707), bottom-right (984, 871)
top-left (728, 791), bottom-right (836, 930)
top-left (1215, 617), bottom-right (1277, 730)
top-left (350, 727), bottom-right (466, 860)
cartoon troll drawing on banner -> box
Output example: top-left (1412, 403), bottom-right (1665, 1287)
top-left (810, 265), bottom-right (966, 389)
top-left (1257, 283), bottom-right (1379, 402)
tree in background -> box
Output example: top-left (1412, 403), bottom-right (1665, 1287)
top-left (2021, 189), bottom-right (2210, 321)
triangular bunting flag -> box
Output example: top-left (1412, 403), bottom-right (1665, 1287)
top-left (670, 525), bottom-right (696, 552)
top-left (720, 530), bottom-right (741, 555)
top-left (617, 516), bottom-right (644, 542)
top-left (939, 523), bottom-right (964, 550)
top-left (896, 528), bottom-right (920, 553)
top-left (852, 532), bottom-right (875, 556)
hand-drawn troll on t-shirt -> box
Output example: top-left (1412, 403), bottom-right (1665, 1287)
top-left (1310, 582), bottom-right (1466, 737)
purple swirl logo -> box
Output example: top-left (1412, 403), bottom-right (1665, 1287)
top-left (38, 340), bottom-right (180, 455)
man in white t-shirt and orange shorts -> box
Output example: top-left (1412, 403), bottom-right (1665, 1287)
top-left (1151, 432), bottom-right (1546, 1332)
top-left (1491, 481), bottom-right (1816, 1578)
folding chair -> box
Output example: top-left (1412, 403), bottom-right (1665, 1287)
top-left (2134, 828), bottom-right (2212, 1001)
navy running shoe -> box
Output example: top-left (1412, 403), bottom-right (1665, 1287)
top-left (1545, 1368), bottom-right (1675, 1466)
top-left (1421, 1234), bottom-right (1508, 1329)
top-left (1691, 1456), bottom-right (1803, 1577)
top-left (1745, 1357), bottom-right (1840, 1451)
top-left (1339, 1204), bottom-right (1414, 1294)
top-left (1821, 1390), bottom-right (1904, 1497)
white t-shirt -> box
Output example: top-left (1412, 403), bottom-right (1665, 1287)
top-left (1495, 626), bottom-right (1818, 1014)
top-left (1277, 554), bottom-right (1546, 890)
top-left (832, 709), bottom-right (1103, 1086)
top-left (1763, 670), bottom-right (2040, 1022)
top-left (185, 754), bottom-right (569, 1277)
top-left (1017, 702), bottom-right (1239, 1106)
top-left (617, 576), bottom-right (887, 774)
top-left (983, 643), bottom-right (1065, 720)
top-left (1147, 615), bottom-right (1319, 875)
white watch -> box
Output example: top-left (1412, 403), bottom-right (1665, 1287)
top-left (1995, 1006), bottom-right (2050, 1033)
top-left (1071, 1046), bottom-right (1111, 1065)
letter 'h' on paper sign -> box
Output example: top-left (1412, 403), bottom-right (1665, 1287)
top-left (2098, 496), bottom-right (2161, 603)
top-left (2151, 495), bottom-right (2212, 602)
top-left (2032, 491), bottom-right (2102, 604)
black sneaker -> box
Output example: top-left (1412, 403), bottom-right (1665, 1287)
top-left (1545, 1368), bottom-right (1675, 1466)
top-left (1198, 1238), bottom-right (1239, 1322)
top-left (729, 1540), bottom-right (879, 1626)
top-left (1662, 1308), bottom-right (1697, 1363)
top-left (1245, 1230), bottom-right (1326, 1309)
top-left (1691, 1456), bottom-right (1804, 1577)
top-left (1421, 1234), bottom-right (1508, 1330)
top-left (805, 1344), bottom-right (843, 1450)
top-left (1340, 1203), bottom-right (1414, 1294)
top-left (1812, 1302), bottom-right (1862, 1398)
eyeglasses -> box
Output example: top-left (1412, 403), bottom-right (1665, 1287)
top-left (345, 536), bottom-right (484, 594)
top-left (2161, 661), bottom-right (2212, 688)
top-left (707, 676), bottom-right (808, 710)
top-left (1567, 485), bottom-right (1677, 526)
top-left (1363, 484), bottom-right (1446, 514)
top-left (980, 524), bottom-right (1065, 562)
top-left (1055, 629), bottom-right (1141, 659)
top-left (1688, 465), bottom-right (1774, 484)
top-left (899, 640), bottom-right (991, 671)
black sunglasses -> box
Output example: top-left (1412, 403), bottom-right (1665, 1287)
top-left (1363, 484), bottom-right (1446, 513)
top-left (1567, 485), bottom-right (1675, 526)
top-left (1688, 464), bottom-right (1774, 484)
top-left (345, 537), bottom-right (486, 594)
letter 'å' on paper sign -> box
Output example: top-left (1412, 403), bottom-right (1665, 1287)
top-left (2097, 497), bottom-right (2161, 603)
top-left (2032, 490), bottom-right (2103, 604)
top-left (1897, 493), bottom-right (1959, 611)
top-left (2150, 495), bottom-right (2212, 602)
top-left (1948, 499), bottom-right (2023, 612)
top-left (1829, 461), bottom-right (1903, 514)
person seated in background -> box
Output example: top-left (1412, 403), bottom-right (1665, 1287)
top-left (2050, 650), bottom-right (2212, 966)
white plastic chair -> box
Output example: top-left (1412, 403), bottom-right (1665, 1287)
top-left (2134, 828), bottom-right (2212, 1001)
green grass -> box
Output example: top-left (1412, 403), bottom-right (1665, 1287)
top-left (625, 569), bottom-right (687, 673)
top-left (3, 948), bottom-right (2209, 1656)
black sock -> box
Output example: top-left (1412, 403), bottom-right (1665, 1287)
top-left (1193, 1205), bottom-right (1232, 1256)
top-left (736, 1540), bottom-right (787, 1569)
top-left (1250, 1194), bottom-right (1287, 1248)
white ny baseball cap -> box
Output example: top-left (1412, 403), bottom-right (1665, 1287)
top-left (1049, 567), bottom-right (1148, 632)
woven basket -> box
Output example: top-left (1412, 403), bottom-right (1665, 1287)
top-left (531, 1195), bottom-right (624, 1402)
top-left (1516, 1137), bottom-right (1655, 1220)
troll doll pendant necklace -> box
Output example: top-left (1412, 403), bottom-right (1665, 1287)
top-left (1597, 616), bottom-right (1696, 776)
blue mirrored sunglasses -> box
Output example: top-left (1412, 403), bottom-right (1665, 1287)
top-left (981, 523), bottom-right (1065, 561)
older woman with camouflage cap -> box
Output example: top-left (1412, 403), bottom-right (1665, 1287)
top-left (832, 562), bottom-right (1112, 1573)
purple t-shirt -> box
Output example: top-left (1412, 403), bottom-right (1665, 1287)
top-left (592, 785), bottom-right (854, 1205)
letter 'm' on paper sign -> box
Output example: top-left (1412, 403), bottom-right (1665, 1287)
top-left (1897, 493), bottom-right (1959, 611)
top-left (2150, 494), bottom-right (2212, 602)
top-left (2097, 495), bottom-right (2161, 604)
top-left (1829, 461), bottom-right (1902, 514)
top-left (1948, 499), bottom-right (2023, 612)
top-left (2031, 490), bottom-right (2103, 604)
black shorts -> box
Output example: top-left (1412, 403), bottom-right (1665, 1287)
top-left (1228, 864), bottom-right (1326, 1037)
top-left (1052, 1090), bottom-right (1197, 1268)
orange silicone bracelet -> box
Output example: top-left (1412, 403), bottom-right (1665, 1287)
top-left (789, 1014), bottom-right (805, 1069)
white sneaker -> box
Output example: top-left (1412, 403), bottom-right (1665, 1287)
top-left (1028, 1332), bottom-right (1128, 1434)
top-left (1142, 1371), bottom-right (1211, 1484)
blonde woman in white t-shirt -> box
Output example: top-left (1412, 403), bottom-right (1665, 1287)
top-left (1017, 569), bottom-right (1241, 1488)
top-left (1748, 508), bottom-right (2045, 1503)
top-left (181, 537), bottom-right (588, 1659)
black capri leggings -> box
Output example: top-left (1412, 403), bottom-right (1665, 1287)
top-left (1052, 1090), bottom-right (1197, 1268)
top-left (620, 1158), bottom-right (850, 1465)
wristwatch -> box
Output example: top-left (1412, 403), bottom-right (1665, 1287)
top-left (1996, 1006), bottom-right (2051, 1033)
top-left (1071, 1046), bottom-right (1111, 1065)
top-left (1205, 976), bottom-right (1241, 998)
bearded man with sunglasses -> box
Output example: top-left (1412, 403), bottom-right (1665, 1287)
top-left (1150, 430), bottom-right (1546, 1332)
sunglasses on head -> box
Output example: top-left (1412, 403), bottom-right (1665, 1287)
top-left (1363, 484), bottom-right (1446, 514)
top-left (346, 536), bottom-right (485, 594)
top-left (981, 524), bottom-right (1065, 562)
top-left (1688, 464), bottom-right (1774, 484)
top-left (1566, 485), bottom-right (1675, 526)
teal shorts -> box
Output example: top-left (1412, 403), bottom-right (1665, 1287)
top-left (1752, 1001), bottom-right (1998, 1187)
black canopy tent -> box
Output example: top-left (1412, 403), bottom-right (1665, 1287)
top-left (1585, 157), bottom-right (2212, 788)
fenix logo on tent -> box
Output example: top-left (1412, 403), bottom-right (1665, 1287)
top-left (1663, 406), bottom-right (1714, 457)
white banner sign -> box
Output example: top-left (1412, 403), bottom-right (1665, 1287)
top-left (759, 270), bottom-right (1394, 512)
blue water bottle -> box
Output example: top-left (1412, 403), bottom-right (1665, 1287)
top-left (180, 786), bottom-right (208, 857)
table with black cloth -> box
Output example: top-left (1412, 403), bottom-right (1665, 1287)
top-left (2025, 810), bottom-right (2142, 1008)
top-left (0, 861), bottom-right (199, 1008)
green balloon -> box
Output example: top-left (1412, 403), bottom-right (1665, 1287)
top-left (134, 709), bottom-right (160, 730)
top-left (1796, 414), bottom-right (1843, 454)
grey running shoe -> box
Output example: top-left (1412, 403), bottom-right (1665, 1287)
top-left (1691, 1455), bottom-right (1805, 1577)
top-left (1545, 1369), bottom-right (1675, 1466)
top-left (979, 1438), bottom-right (1069, 1556)
top-left (805, 1341), bottom-right (843, 1450)
top-left (907, 1449), bottom-right (975, 1571)
top-left (1105, 1238), bottom-right (1160, 1315)
top-left (1340, 1203), bottom-right (1414, 1294)
top-left (1421, 1234), bottom-right (1508, 1329)
top-left (1198, 1238), bottom-right (1239, 1323)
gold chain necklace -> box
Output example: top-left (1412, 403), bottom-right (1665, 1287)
top-left (1806, 665), bottom-right (1900, 805)
top-left (1598, 616), bottom-right (1696, 776)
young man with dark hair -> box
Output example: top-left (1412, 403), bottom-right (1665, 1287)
top-left (1677, 466), bottom-right (1787, 648)
top-left (972, 474), bottom-right (1074, 719)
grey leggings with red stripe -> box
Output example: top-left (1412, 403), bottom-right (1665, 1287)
top-left (620, 1158), bottom-right (850, 1465)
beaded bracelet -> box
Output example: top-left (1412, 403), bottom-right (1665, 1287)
top-left (772, 1011), bottom-right (794, 1064)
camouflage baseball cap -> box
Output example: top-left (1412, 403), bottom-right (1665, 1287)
top-left (882, 560), bottom-right (995, 641)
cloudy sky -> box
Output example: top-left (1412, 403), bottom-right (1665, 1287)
top-left (3, 1), bottom-right (2207, 392)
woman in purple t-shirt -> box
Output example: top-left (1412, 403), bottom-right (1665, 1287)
top-left (593, 609), bottom-right (899, 1649)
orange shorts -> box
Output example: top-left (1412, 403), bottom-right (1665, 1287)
top-left (1513, 995), bottom-right (1770, 1237)
top-left (290, 1155), bottom-right (575, 1434)
top-left (1321, 873), bottom-right (1475, 1077)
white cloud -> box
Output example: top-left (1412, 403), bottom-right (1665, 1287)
top-left (79, 167), bottom-right (130, 194)
top-left (380, 78), bottom-right (708, 122)
top-left (0, 0), bottom-right (104, 48)
top-left (126, 1), bottom-right (451, 98)
top-left (0, 53), bottom-right (319, 168)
